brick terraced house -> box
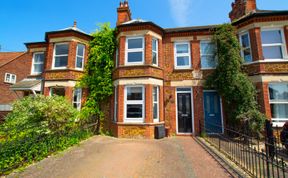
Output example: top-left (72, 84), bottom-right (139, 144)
top-left (0, 0), bottom-right (288, 138)
top-left (110, 0), bottom-right (288, 138)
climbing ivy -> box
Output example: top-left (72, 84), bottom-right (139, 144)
top-left (205, 24), bottom-right (266, 135)
top-left (79, 23), bottom-right (116, 133)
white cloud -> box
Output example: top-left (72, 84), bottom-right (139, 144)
top-left (168, 0), bottom-right (193, 27)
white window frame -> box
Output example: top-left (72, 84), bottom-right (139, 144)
top-left (261, 28), bottom-right (288, 61)
top-left (31, 52), bottom-right (45, 75)
top-left (174, 42), bottom-right (191, 69)
top-left (200, 40), bottom-right (217, 69)
top-left (114, 86), bottom-right (118, 122)
top-left (125, 37), bottom-right (145, 65)
top-left (4, 73), bottom-right (16, 84)
top-left (152, 38), bottom-right (158, 66)
top-left (52, 43), bottom-right (69, 69)
top-left (124, 85), bottom-right (145, 123)
top-left (268, 83), bottom-right (288, 127)
top-left (239, 32), bottom-right (253, 63)
top-left (75, 43), bottom-right (85, 70)
top-left (72, 88), bottom-right (82, 111)
top-left (153, 86), bottom-right (159, 123)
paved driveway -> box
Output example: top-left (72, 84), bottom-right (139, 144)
top-left (9, 136), bottom-right (233, 178)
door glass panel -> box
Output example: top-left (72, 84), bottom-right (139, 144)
top-left (206, 96), bottom-right (210, 113)
top-left (214, 95), bottom-right (219, 113)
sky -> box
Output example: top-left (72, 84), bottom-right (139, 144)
top-left (0, 0), bottom-right (287, 51)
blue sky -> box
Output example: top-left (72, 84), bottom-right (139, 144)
top-left (0, 0), bottom-right (287, 51)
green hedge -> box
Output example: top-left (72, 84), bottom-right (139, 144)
top-left (0, 128), bottom-right (92, 175)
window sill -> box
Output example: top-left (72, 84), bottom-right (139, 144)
top-left (243, 59), bottom-right (288, 65)
top-left (115, 121), bottom-right (165, 126)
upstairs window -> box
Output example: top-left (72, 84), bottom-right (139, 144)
top-left (240, 33), bottom-right (252, 63)
top-left (4, 73), bottom-right (16, 84)
top-left (124, 86), bottom-right (145, 123)
top-left (269, 83), bottom-right (288, 126)
top-left (200, 41), bottom-right (217, 69)
top-left (32, 52), bottom-right (45, 74)
top-left (174, 42), bottom-right (191, 69)
top-left (261, 29), bottom-right (286, 60)
top-left (73, 88), bottom-right (82, 110)
top-left (75, 44), bottom-right (85, 70)
top-left (152, 38), bottom-right (158, 66)
top-left (126, 37), bottom-right (144, 65)
top-left (53, 43), bottom-right (69, 69)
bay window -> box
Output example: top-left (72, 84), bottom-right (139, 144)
top-left (261, 29), bottom-right (286, 60)
top-left (32, 52), bottom-right (45, 74)
top-left (153, 86), bottom-right (159, 122)
top-left (126, 37), bottom-right (144, 65)
top-left (114, 86), bottom-right (118, 122)
top-left (75, 44), bottom-right (85, 70)
top-left (269, 83), bottom-right (288, 126)
top-left (240, 33), bottom-right (252, 63)
top-left (50, 87), bottom-right (65, 96)
top-left (124, 86), bottom-right (144, 123)
top-left (152, 38), bottom-right (158, 65)
top-left (174, 42), bottom-right (191, 69)
top-left (73, 88), bottom-right (82, 110)
top-left (200, 41), bottom-right (217, 68)
top-left (53, 43), bottom-right (69, 69)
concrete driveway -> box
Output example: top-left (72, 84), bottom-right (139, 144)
top-left (9, 136), bottom-right (233, 178)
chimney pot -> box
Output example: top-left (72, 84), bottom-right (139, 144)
top-left (73, 20), bottom-right (77, 28)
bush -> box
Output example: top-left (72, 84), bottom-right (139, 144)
top-left (0, 95), bottom-right (93, 175)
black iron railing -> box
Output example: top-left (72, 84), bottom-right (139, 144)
top-left (200, 122), bottom-right (288, 178)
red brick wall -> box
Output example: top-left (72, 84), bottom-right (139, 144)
top-left (193, 86), bottom-right (204, 135)
top-left (249, 28), bottom-right (263, 61)
top-left (0, 52), bottom-right (32, 104)
top-left (145, 84), bottom-right (153, 123)
top-left (229, 0), bottom-right (256, 21)
top-left (191, 39), bottom-right (201, 71)
top-left (256, 82), bottom-right (271, 119)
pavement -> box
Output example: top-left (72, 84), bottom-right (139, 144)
top-left (8, 136), bottom-right (234, 178)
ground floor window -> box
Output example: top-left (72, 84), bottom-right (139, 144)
top-left (269, 83), bottom-right (288, 126)
top-left (114, 86), bottom-right (118, 122)
top-left (73, 88), bottom-right (82, 110)
top-left (153, 86), bottom-right (159, 122)
top-left (50, 87), bottom-right (65, 97)
top-left (124, 86), bottom-right (144, 123)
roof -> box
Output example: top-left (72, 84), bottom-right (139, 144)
top-left (122, 19), bottom-right (147, 25)
top-left (233, 9), bottom-right (288, 25)
top-left (164, 24), bottom-right (218, 33)
top-left (0, 52), bottom-right (25, 67)
top-left (45, 25), bottom-right (92, 40)
top-left (10, 79), bottom-right (42, 91)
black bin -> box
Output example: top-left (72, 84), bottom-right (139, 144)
top-left (155, 125), bottom-right (165, 139)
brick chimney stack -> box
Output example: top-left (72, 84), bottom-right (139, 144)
top-left (117, 0), bottom-right (132, 26)
top-left (229, 0), bottom-right (257, 21)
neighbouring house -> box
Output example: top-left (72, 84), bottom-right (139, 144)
top-left (110, 0), bottom-right (288, 138)
top-left (0, 0), bottom-right (287, 138)
top-left (0, 22), bottom-right (92, 120)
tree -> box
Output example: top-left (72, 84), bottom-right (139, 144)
top-left (206, 24), bottom-right (266, 135)
top-left (79, 23), bottom-right (116, 133)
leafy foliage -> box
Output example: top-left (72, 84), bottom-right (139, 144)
top-left (0, 95), bottom-right (92, 175)
top-left (205, 24), bottom-right (266, 134)
top-left (79, 23), bottom-right (116, 132)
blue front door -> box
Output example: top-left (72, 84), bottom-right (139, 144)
top-left (203, 91), bottom-right (223, 133)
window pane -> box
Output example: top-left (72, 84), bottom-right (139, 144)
top-left (201, 56), bottom-right (217, 68)
top-left (176, 44), bottom-right (188, 54)
top-left (127, 87), bottom-right (142, 100)
top-left (271, 104), bottom-right (288, 118)
top-left (261, 30), bottom-right (282, 44)
top-left (55, 56), bottom-right (68, 67)
top-left (35, 53), bottom-right (44, 63)
top-left (241, 34), bottom-right (250, 48)
top-left (269, 84), bottom-right (288, 101)
top-left (77, 44), bottom-right (85, 56)
top-left (127, 52), bottom-right (143, 62)
top-left (153, 103), bottom-right (158, 119)
top-left (6, 74), bottom-right (10, 81)
top-left (73, 89), bottom-right (82, 102)
top-left (201, 43), bottom-right (215, 55)
top-left (243, 48), bottom-right (252, 62)
top-left (127, 104), bottom-right (142, 118)
top-left (152, 39), bottom-right (157, 51)
top-left (128, 38), bottom-right (143, 49)
top-left (177, 56), bottom-right (189, 66)
top-left (76, 57), bottom-right (83, 68)
top-left (177, 88), bottom-right (191, 92)
top-left (153, 87), bottom-right (158, 102)
top-left (34, 64), bottom-right (44, 73)
top-left (51, 88), bottom-right (65, 96)
top-left (152, 52), bottom-right (157, 64)
top-left (263, 46), bottom-right (283, 59)
top-left (55, 44), bottom-right (69, 55)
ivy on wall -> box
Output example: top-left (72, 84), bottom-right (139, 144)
top-left (79, 23), bottom-right (116, 133)
top-left (205, 24), bottom-right (266, 135)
